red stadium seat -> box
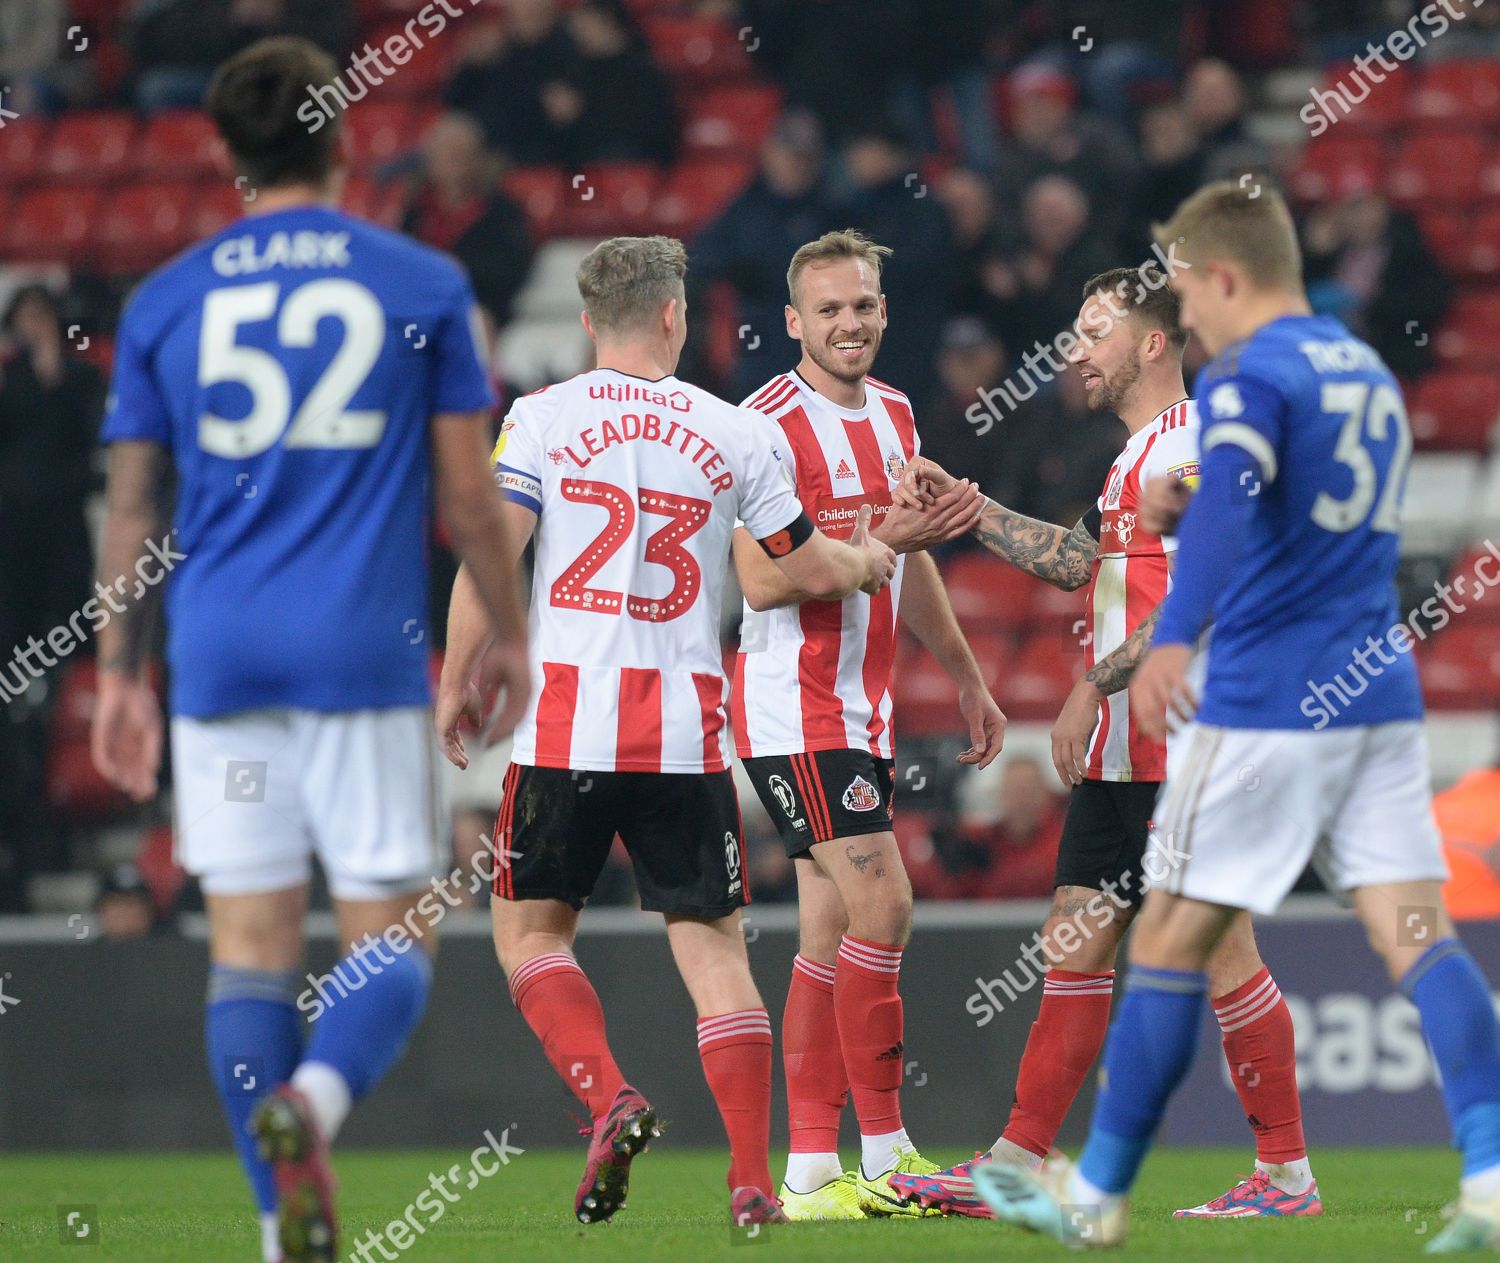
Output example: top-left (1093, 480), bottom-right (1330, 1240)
top-left (0, 116), bottom-right (48, 183)
top-left (1407, 370), bottom-right (1500, 451)
top-left (1001, 632), bottom-right (1084, 722)
top-left (1387, 129), bottom-right (1484, 206)
top-left (1479, 146), bottom-right (1500, 202)
top-left (344, 101), bottom-right (424, 169)
top-left (1435, 292), bottom-right (1500, 368)
top-left (92, 182), bottom-right (195, 274)
top-left (191, 181), bottom-right (247, 239)
top-left (682, 84), bottom-right (782, 154)
top-left (642, 16), bottom-right (754, 82)
top-left (503, 166), bottom-right (566, 238)
top-left (139, 110), bottom-right (221, 178)
top-left (1422, 624), bottom-right (1500, 708)
top-left (892, 651), bottom-right (962, 737)
top-left (1447, 548), bottom-right (1500, 622)
top-left (362, 19), bottom-right (457, 99)
top-left (0, 186), bottom-right (101, 263)
top-left (41, 109), bottom-right (139, 181)
top-left (1314, 64), bottom-right (1410, 133)
top-left (1418, 208), bottom-right (1472, 277)
top-left (555, 163), bottom-right (662, 235)
top-left (1410, 59), bottom-right (1500, 127)
top-left (940, 551), bottom-right (1037, 633)
top-left (342, 174), bottom-right (406, 227)
top-left (655, 158), bottom-right (754, 234)
top-left (1288, 134), bottom-right (1385, 203)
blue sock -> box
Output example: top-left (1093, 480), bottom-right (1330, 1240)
top-left (303, 937), bottom-right (433, 1101)
top-left (1079, 966), bottom-right (1207, 1195)
top-left (205, 966), bottom-right (304, 1215)
top-left (1402, 940), bottom-right (1500, 1177)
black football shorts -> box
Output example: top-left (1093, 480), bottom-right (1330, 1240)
top-left (742, 748), bottom-right (896, 857)
top-left (1053, 779), bottom-right (1163, 906)
top-left (491, 763), bottom-right (748, 917)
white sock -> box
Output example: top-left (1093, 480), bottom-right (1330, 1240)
top-left (988, 1137), bottom-right (1045, 1170)
top-left (1462, 1162), bottom-right (1500, 1202)
top-left (860, 1127), bottom-right (913, 1178)
top-left (290, 1060), bottom-right (352, 1143)
top-left (784, 1151), bottom-right (843, 1193)
top-left (1068, 1165), bottom-right (1124, 1212)
top-left (260, 1211), bottom-right (281, 1263)
top-left (1258, 1156), bottom-right (1314, 1196)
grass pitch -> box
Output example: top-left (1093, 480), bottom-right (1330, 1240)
top-left (0, 1147), bottom-right (1459, 1261)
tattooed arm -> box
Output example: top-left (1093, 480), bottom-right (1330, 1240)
top-left (1085, 603), bottom-right (1164, 697)
top-left (971, 498), bottom-right (1098, 591)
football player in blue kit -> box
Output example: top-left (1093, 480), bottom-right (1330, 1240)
top-left (91, 37), bottom-right (529, 1263)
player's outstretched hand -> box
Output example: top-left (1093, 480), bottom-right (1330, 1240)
top-left (893, 456), bottom-right (959, 509)
top-left (850, 504), bottom-right (898, 595)
top-left (90, 670), bottom-right (162, 802)
top-left (476, 639), bottom-right (532, 747)
top-left (1140, 474), bottom-right (1194, 536)
top-left (1131, 643), bottom-right (1198, 742)
top-left (1051, 678), bottom-right (1103, 787)
top-left (878, 477), bottom-right (984, 554)
top-left (956, 685), bottom-right (1007, 768)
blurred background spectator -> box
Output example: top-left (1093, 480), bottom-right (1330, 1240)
top-left (401, 113), bottom-right (534, 327)
top-left (691, 111), bottom-right (831, 400)
top-left (128, 0), bottom-right (354, 114)
top-left (0, 0), bottom-right (94, 115)
top-left (556, 0), bottom-right (677, 167)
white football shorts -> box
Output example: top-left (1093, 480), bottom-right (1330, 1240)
top-left (170, 706), bottom-right (448, 898)
top-left (1145, 720), bottom-right (1448, 915)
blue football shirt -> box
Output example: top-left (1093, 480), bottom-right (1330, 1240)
top-left (1157, 313), bottom-right (1423, 729)
top-left (101, 205), bottom-right (495, 717)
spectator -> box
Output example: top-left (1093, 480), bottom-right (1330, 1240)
top-left (998, 363), bottom-right (1124, 525)
top-left (740, 0), bottom-right (909, 144)
top-left (935, 168), bottom-right (1011, 330)
top-left (986, 175), bottom-right (1116, 359)
top-left (555, 0), bottom-right (677, 167)
top-left (129, 0), bottom-right (353, 114)
top-left (915, 317), bottom-right (1010, 513)
top-left (1181, 57), bottom-right (1270, 186)
top-left (837, 120), bottom-right (954, 399)
top-left (913, 758), bottom-right (1066, 899)
top-left (0, 285), bottom-right (104, 911)
top-left (0, 0), bottom-right (93, 114)
top-left (690, 111), bottom-right (832, 401)
top-left (1126, 102), bottom-right (1204, 252)
top-left (445, 0), bottom-right (578, 164)
top-left (401, 113), bottom-right (534, 327)
top-left (1302, 187), bottom-right (1449, 379)
top-left (889, 0), bottom-right (1001, 172)
top-left (994, 62), bottom-right (1139, 242)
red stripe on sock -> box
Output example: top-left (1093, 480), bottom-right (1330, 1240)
top-left (698, 1011), bottom-right (774, 1194)
top-left (1002, 969), bottom-right (1114, 1157)
top-left (1215, 967), bottom-right (1307, 1164)
top-left (834, 935), bottom-right (905, 1135)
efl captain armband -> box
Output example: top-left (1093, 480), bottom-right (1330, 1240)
top-left (757, 512), bottom-right (814, 557)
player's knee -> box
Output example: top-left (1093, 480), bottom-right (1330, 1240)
top-left (846, 885), bottom-right (912, 946)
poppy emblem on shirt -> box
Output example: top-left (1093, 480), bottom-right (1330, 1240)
top-left (548, 447), bottom-right (568, 465)
top-left (842, 775), bottom-right (881, 812)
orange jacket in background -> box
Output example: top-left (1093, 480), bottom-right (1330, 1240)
top-left (1437, 769), bottom-right (1500, 921)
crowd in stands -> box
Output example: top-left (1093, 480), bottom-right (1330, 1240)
top-left (0, 0), bottom-right (1492, 917)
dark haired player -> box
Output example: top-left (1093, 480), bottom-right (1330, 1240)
top-left (90, 36), bottom-right (529, 1263)
top-left (891, 266), bottom-right (1317, 1220)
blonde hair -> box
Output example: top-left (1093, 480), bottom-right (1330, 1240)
top-left (786, 228), bottom-right (892, 306)
top-left (576, 235), bottom-right (688, 335)
top-left (1153, 180), bottom-right (1303, 291)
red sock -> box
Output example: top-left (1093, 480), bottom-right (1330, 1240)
top-left (697, 1009), bottom-right (774, 1194)
top-left (509, 952), bottom-right (626, 1119)
top-left (834, 935), bottom-right (905, 1135)
top-left (783, 955), bottom-right (848, 1154)
top-left (1002, 970), bottom-right (1115, 1157)
top-left (1214, 967), bottom-right (1307, 1163)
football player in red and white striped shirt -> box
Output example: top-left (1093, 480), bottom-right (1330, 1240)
top-left (729, 230), bottom-right (1006, 1219)
top-left (890, 266), bottom-right (1317, 1220)
top-left (436, 236), bottom-right (897, 1229)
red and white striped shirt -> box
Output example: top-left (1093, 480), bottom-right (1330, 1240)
top-left (731, 370), bottom-right (919, 759)
top-left (495, 369), bottom-right (804, 773)
top-left (1085, 399), bottom-right (1200, 782)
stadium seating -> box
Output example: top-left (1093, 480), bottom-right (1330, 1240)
top-left (554, 164), bottom-right (662, 236)
top-left (1400, 452), bottom-right (1483, 553)
top-left (41, 110), bottom-right (139, 182)
top-left (0, 186), bottom-right (101, 264)
top-left (138, 110), bottom-right (221, 179)
top-left (1407, 371), bottom-right (1500, 451)
top-left (1435, 293), bottom-right (1500, 369)
top-left (653, 159), bottom-right (755, 236)
top-left (1288, 134), bottom-right (1385, 202)
top-left (1422, 623), bottom-right (1500, 709)
top-left (92, 182), bottom-right (194, 273)
top-left (682, 84), bottom-right (782, 155)
top-left (1386, 129), bottom-right (1484, 207)
top-left (642, 15), bottom-right (756, 83)
top-left (1408, 59), bottom-right (1500, 128)
top-left (0, 116), bottom-right (48, 182)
